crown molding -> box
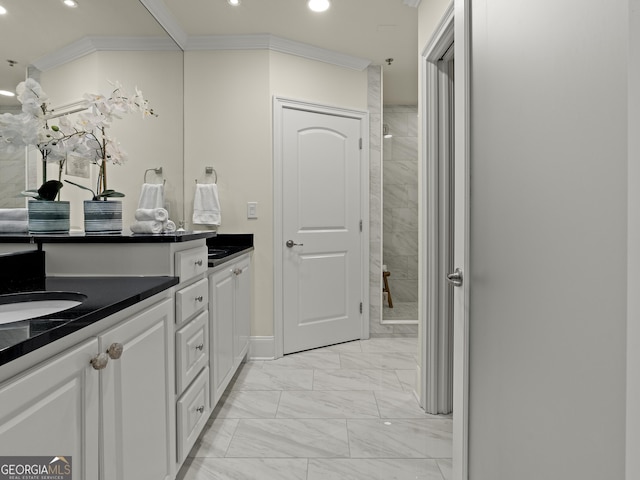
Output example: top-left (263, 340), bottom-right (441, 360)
top-left (403, 0), bottom-right (422, 7)
top-left (186, 34), bottom-right (371, 71)
top-left (139, 0), bottom-right (188, 49)
top-left (31, 36), bottom-right (180, 72)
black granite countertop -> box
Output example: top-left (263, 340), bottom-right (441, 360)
top-left (207, 234), bottom-right (254, 267)
top-left (0, 230), bottom-right (215, 244)
top-left (0, 275), bottom-right (178, 366)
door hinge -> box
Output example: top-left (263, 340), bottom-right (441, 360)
top-left (359, 219), bottom-right (363, 232)
top-left (360, 302), bottom-right (363, 314)
top-left (359, 138), bottom-right (363, 150)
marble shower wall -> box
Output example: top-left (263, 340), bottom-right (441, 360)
top-left (367, 73), bottom-right (418, 337)
top-left (383, 105), bottom-right (419, 307)
top-left (0, 150), bottom-right (26, 208)
top-left (367, 66), bottom-right (383, 336)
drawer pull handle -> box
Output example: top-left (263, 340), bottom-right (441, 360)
top-left (195, 344), bottom-right (204, 351)
top-left (107, 342), bottom-right (124, 360)
top-left (195, 295), bottom-right (204, 302)
top-left (233, 268), bottom-right (242, 276)
top-left (196, 406), bottom-right (205, 414)
top-left (90, 353), bottom-right (109, 370)
top-left (195, 259), bottom-right (203, 266)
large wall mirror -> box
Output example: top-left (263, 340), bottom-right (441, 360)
top-left (0, 0), bottom-right (184, 228)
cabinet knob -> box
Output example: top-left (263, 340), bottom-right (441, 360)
top-left (196, 406), bottom-right (205, 414)
top-left (195, 259), bottom-right (203, 266)
top-left (195, 295), bottom-right (204, 303)
top-left (233, 268), bottom-right (242, 276)
top-left (195, 344), bottom-right (204, 351)
top-left (107, 343), bottom-right (124, 360)
top-left (90, 352), bottom-right (109, 370)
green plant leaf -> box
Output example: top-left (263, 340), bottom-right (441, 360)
top-left (64, 179), bottom-right (98, 200)
top-left (99, 190), bottom-right (125, 198)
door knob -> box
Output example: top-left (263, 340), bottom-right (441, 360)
top-left (446, 268), bottom-right (463, 287)
top-left (107, 342), bottom-right (124, 360)
top-left (286, 240), bottom-right (304, 248)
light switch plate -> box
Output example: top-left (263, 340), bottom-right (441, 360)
top-left (247, 202), bottom-right (258, 219)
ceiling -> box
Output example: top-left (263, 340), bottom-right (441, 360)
top-left (159, 0), bottom-right (419, 104)
top-left (0, 0), bottom-right (168, 108)
top-left (0, 0), bottom-right (419, 108)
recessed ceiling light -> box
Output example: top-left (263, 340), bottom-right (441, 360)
top-left (0, 6), bottom-right (7, 15)
top-left (63, 0), bottom-right (78, 8)
top-left (0, 90), bottom-right (15, 97)
top-left (227, 0), bottom-right (240, 6)
top-left (308, 0), bottom-right (330, 13)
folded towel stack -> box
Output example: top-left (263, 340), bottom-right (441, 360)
top-left (130, 208), bottom-right (176, 234)
top-left (0, 208), bottom-right (28, 233)
top-left (193, 183), bottom-right (221, 226)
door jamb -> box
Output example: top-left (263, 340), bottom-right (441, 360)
top-left (420, 1), bottom-right (454, 414)
top-left (272, 96), bottom-right (370, 359)
top-left (420, 1), bottom-right (470, 478)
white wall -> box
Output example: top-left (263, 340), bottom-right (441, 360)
top-left (627, 1), bottom-right (640, 478)
top-left (184, 50), bottom-right (368, 338)
top-left (468, 1), bottom-right (627, 479)
top-left (41, 50), bottom-right (184, 230)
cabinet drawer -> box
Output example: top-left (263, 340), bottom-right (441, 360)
top-left (175, 246), bottom-right (208, 283)
top-left (175, 310), bottom-right (208, 394)
top-left (177, 367), bottom-right (210, 464)
top-left (176, 277), bottom-right (208, 324)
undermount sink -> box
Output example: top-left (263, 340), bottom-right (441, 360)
top-left (208, 248), bottom-right (230, 259)
top-left (0, 291), bottom-right (87, 325)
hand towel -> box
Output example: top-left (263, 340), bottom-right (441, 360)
top-left (164, 220), bottom-right (176, 233)
top-left (137, 184), bottom-right (165, 210)
top-left (135, 208), bottom-right (168, 223)
top-left (0, 220), bottom-right (28, 233)
top-left (130, 220), bottom-right (165, 234)
top-left (0, 208), bottom-right (28, 221)
top-left (192, 183), bottom-right (221, 225)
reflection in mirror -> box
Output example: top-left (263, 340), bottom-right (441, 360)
top-left (0, 0), bottom-right (184, 229)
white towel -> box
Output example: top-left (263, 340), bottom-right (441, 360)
top-left (135, 208), bottom-right (168, 222)
top-left (137, 184), bottom-right (165, 210)
top-left (130, 220), bottom-right (165, 234)
top-left (192, 183), bottom-right (221, 225)
top-left (0, 220), bottom-right (28, 233)
top-left (165, 220), bottom-right (176, 233)
top-left (0, 208), bottom-right (28, 221)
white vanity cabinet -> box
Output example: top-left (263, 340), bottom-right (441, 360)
top-left (0, 295), bottom-right (174, 480)
top-left (100, 298), bottom-right (174, 480)
top-left (0, 339), bottom-right (100, 480)
top-left (209, 253), bottom-right (252, 407)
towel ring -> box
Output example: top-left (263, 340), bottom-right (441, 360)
top-left (195, 166), bottom-right (217, 184)
top-left (144, 167), bottom-right (165, 185)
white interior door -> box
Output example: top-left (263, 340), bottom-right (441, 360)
top-left (280, 105), bottom-right (364, 354)
top-left (452, 1), bottom-right (470, 479)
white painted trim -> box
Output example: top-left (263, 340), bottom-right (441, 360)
top-left (273, 96), bottom-right (370, 358)
top-left (31, 36), bottom-right (180, 72)
top-left (143, 0), bottom-right (371, 70)
top-left (421, 2), bottom-right (454, 415)
top-left (249, 336), bottom-right (275, 360)
top-left (420, 0), bottom-right (470, 478)
top-left (628, 2), bottom-right (640, 479)
top-left (453, 0), bottom-right (470, 479)
top-left (139, 0), bottom-right (188, 49)
top-left (186, 34), bottom-right (371, 71)
top-left (421, 2), bottom-right (455, 58)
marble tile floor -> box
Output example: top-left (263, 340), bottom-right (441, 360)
top-left (383, 301), bottom-right (419, 322)
top-left (178, 336), bottom-right (452, 480)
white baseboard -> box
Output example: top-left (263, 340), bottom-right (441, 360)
top-left (249, 336), bottom-right (275, 360)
